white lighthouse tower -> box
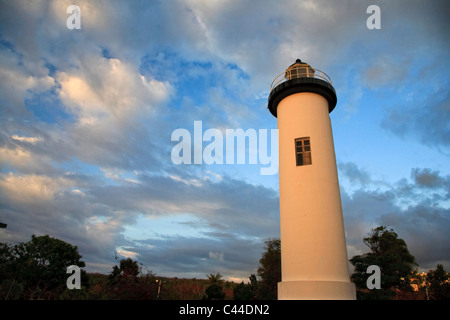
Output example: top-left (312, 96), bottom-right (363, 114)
top-left (268, 59), bottom-right (356, 300)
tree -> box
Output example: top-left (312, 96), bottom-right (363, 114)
top-left (257, 238), bottom-right (281, 300)
top-left (0, 242), bottom-right (23, 299)
top-left (207, 272), bottom-right (224, 285)
top-left (350, 226), bottom-right (417, 300)
top-left (107, 257), bottom-right (157, 300)
top-left (233, 274), bottom-right (258, 300)
top-left (110, 258), bottom-right (140, 279)
top-left (426, 264), bottom-right (450, 300)
top-left (203, 273), bottom-right (225, 300)
top-left (0, 235), bottom-right (87, 299)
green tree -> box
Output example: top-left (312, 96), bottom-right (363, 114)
top-left (0, 235), bottom-right (87, 299)
top-left (426, 264), bottom-right (450, 300)
top-left (350, 226), bottom-right (417, 300)
top-left (257, 238), bottom-right (281, 300)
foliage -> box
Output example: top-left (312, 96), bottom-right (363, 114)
top-left (110, 258), bottom-right (140, 278)
top-left (426, 264), bottom-right (450, 300)
top-left (206, 272), bottom-right (224, 284)
top-left (204, 283), bottom-right (225, 300)
top-left (233, 274), bottom-right (258, 300)
top-left (203, 273), bottom-right (225, 300)
top-left (0, 234), bottom-right (230, 300)
top-left (106, 258), bottom-right (158, 300)
top-left (0, 235), bottom-right (87, 299)
top-left (3, 231), bottom-right (442, 300)
top-left (350, 226), bottom-right (417, 300)
top-left (257, 238), bottom-right (281, 300)
top-left (85, 273), bottom-right (111, 300)
top-left (157, 277), bottom-right (206, 300)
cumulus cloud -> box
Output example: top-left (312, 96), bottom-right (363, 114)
top-left (0, 145), bottom-right (34, 169)
top-left (0, 173), bottom-right (71, 203)
top-left (57, 57), bottom-right (170, 124)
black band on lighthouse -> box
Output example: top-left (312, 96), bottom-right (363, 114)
top-left (268, 77), bottom-right (337, 118)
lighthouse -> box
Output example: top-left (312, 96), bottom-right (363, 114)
top-left (268, 59), bottom-right (356, 300)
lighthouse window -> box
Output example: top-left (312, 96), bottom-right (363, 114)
top-left (295, 137), bottom-right (312, 166)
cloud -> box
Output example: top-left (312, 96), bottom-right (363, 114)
top-left (11, 135), bottom-right (43, 144)
top-left (129, 234), bottom-right (265, 280)
top-left (52, 54), bottom-right (173, 169)
top-left (381, 89), bottom-right (450, 151)
top-left (0, 163), bottom-right (279, 275)
top-left (338, 162), bottom-right (372, 186)
top-left (340, 163), bottom-right (450, 271)
top-left (116, 247), bottom-right (139, 260)
top-left (0, 41), bottom-right (55, 118)
top-left (379, 204), bottom-right (450, 270)
top-left (0, 173), bottom-right (72, 203)
top-left (57, 57), bottom-right (171, 125)
top-left (0, 145), bottom-right (33, 169)
top-left (412, 168), bottom-right (450, 190)
top-left (362, 56), bottom-right (410, 88)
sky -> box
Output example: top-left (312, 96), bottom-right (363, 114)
top-left (0, 0), bottom-right (449, 282)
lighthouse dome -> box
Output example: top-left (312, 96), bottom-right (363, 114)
top-left (285, 59), bottom-right (315, 80)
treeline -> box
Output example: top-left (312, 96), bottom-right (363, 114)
top-left (1, 226), bottom-right (449, 300)
top-left (0, 234), bottom-right (278, 300)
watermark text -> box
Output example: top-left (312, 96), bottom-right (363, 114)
top-left (366, 5), bottom-right (381, 30)
top-left (171, 121), bottom-right (278, 175)
top-left (66, 265), bottom-right (81, 289)
top-left (66, 5), bottom-right (81, 30)
top-left (366, 265), bottom-right (381, 289)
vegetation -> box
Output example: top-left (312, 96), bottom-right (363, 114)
top-left (106, 257), bottom-right (158, 300)
top-left (233, 274), bottom-right (258, 300)
top-left (426, 264), bottom-right (450, 300)
top-left (0, 235), bottom-right (237, 300)
top-left (1, 228), bottom-right (448, 300)
top-left (0, 235), bottom-right (87, 299)
top-left (256, 238), bottom-right (281, 299)
top-left (350, 226), bottom-right (418, 299)
top-left (203, 273), bottom-right (226, 300)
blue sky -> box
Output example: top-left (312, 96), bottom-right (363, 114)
top-left (0, 0), bottom-right (449, 282)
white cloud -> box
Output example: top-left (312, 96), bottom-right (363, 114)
top-left (11, 135), bottom-right (43, 144)
top-left (170, 175), bottom-right (204, 187)
top-left (0, 146), bottom-right (33, 168)
top-left (57, 57), bottom-right (171, 127)
top-left (0, 173), bottom-right (73, 203)
top-left (71, 188), bottom-right (85, 196)
top-left (116, 247), bottom-right (139, 260)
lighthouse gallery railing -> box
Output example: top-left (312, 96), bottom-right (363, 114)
top-left (270, 65), bottom-right (333, 90)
